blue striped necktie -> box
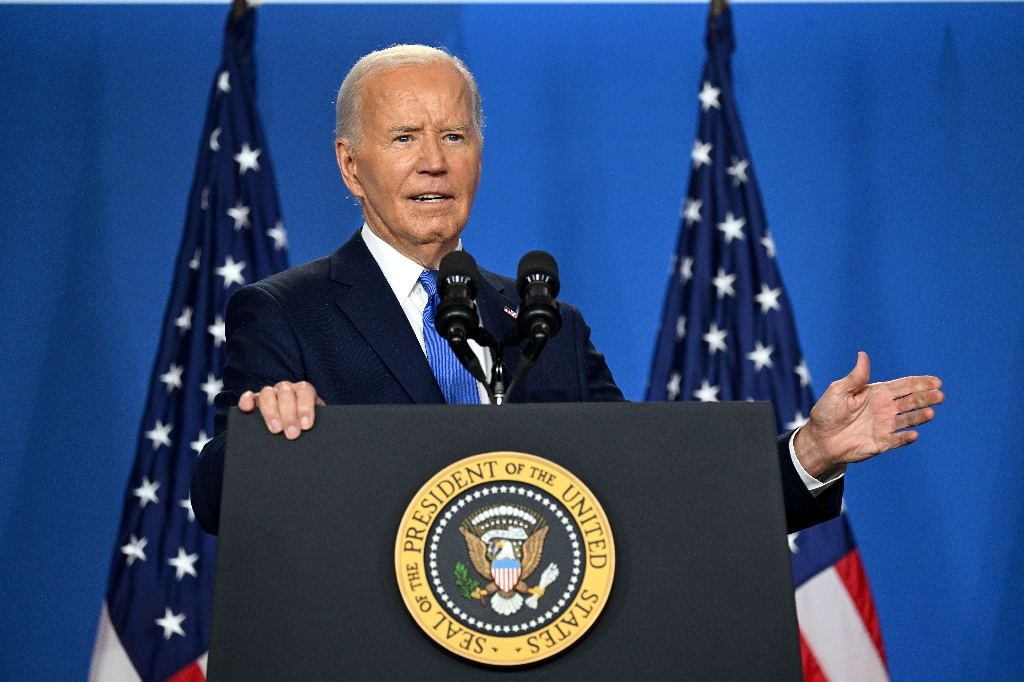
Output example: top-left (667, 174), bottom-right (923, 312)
top-left (418, 270), bottom-right (481, 404)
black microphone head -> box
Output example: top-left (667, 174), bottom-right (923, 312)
top-left (438, 250), bottom-right (479, 298)
top-left (516, 250), bottom-right (560, 299)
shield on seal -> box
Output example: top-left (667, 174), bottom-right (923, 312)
top-left (492, 559), bottom-right (521, 592)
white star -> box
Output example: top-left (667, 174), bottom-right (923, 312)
top-left (679, 256), bottom-right (693, 283)
top-left (226, 201), bottom-right (251, 230)
top-left (666, 372), bottom-right (681, 401)
top-left (785, 411), bottom-right (810, 431)
top-left (121, 535), bottom-right (147, 565)
top-left (133, 476), bottom-right (161, 508)
top-left (155, 608), bottom-right (186, 640)
top-left (761, 231), bottom-right (776, 258)
top-left (145, 420), bottom-right (172, 451)
top-left (234, 143), bottom-right (262, 175)
top-left (698, 80), bottom-right (721, 112)
top-left (691, 140), bottom-right (713, 169)
top-left (201, 188), bottom-right (209, 211)
top-left (159, 363), bottom-right (183, 393)
top-left (180, 496), bottom-right (196, 522)
top-left (693, 379), bottom-right (720, 402)
top-left (209, 127), bottom-right (221, 152)
top-left (168, 547), bottom-right (199, 580)
top-left (726, 157), bottom-right (750, 186)
top-left (795, 359), bottom-right (812, 387)
top-left (190, 429), bottom-right (212, 455)
top-left (717, 212), bottom-right (746, 243)
top-left (207, 316), bottom-right (227, 347)
top-left (712, 268), bottom-right (736, 299)
top-left (189, 247), bottom-right (202, 270)
top-left (174, 307), bottom-right (192, 334)
top-left (200, 373), bottom-right (223, 405)
top-left (217, 70), bottom-right (230, 93)
top-left (703, 322), bottom-right (728, 354)
top-left (755, 283), bottom-right (783, 313)
top-left (683, 198), bottom-right (702, 226)
top-left (216, 255), bottom-right (246, 289)
top-left (267, 220), bottom-right (288, 250)
top-left (747, 341), bottom-right (775, 371)
top-left (675, 315), bottom-right (687, 340)
top-left (788, 532), bottom-right (800, 553)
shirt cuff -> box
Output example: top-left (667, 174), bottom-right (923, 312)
top-left (789, 426), bottom-right (846, 498)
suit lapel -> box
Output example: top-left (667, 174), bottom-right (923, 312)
top-left (329, 232), bottom-right (445, 404)
top-left (476, 269), bottom-right (522, 367)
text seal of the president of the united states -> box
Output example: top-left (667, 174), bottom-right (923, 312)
top-left (396, 452), bottom-right (615, 665)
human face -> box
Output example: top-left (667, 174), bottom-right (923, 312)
top-left (336, 61), bottom-right (482, 269)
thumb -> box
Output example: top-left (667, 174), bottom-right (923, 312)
top-left (843, 351), bottom-right (870, 391)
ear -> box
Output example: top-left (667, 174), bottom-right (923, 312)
top-left (335, 138), bottom-right (365, 200)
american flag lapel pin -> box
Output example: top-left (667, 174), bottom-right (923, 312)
top-left (503, 306), bottom-right (518, 319)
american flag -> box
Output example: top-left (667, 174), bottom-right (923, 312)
top-left (646, 6), bottom-right (889, 681)
top-left (89, 8), bottom-right (288, 681)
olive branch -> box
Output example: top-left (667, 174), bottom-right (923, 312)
top-left (454, 561), bottom-right (480, 599)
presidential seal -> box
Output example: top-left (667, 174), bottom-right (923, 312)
top-left (395, 452), bottom-right (615, 666)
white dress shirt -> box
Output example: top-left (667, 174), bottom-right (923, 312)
top-left (360, 225), bottom-right (842, 495)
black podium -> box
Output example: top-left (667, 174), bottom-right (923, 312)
top-left (208, 402), bottom-right (802, 680)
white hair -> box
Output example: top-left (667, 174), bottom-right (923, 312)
top-left (335, 45), bottom-right (483, 148)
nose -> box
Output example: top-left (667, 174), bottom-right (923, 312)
top-left (417, 136), bottom-right (446, 175)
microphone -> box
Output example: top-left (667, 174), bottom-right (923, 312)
top-left (435, 251), bottom-right (489, 386)
top-left (515, 250), bottom-right (562, 360)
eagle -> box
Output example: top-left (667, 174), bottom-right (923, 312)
top-left (458, 505), bottom-right (550, 616)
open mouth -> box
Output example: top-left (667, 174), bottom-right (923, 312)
top-left (410, 194), bottom-right (452, 203)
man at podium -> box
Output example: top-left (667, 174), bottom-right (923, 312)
top-left (191, 45), bottom-right (943, 538)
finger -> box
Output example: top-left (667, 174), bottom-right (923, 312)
top-left (274, 382), bottom-right (301, 440)
top-left (257, 386), bottom-right (283, 434)
top-left (888, 429), bottom-right (919, 449)
top-left (294, 382), bottom-right (318, 431)
top-left (894, 389), bottom-right (945, 413)
top-left (238, 391), bottom-right (257, 412)
top-left (893, 407), bottom-right (935, 432)
top-left (315, 395), bottom-right (326, 407)
top-left (883, 375), bottom-right (942, 396)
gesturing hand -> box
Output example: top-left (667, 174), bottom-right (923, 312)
top-left (238, 381), bottom-right (325, 440)
top-left (794, 352), bottom-right (944, 479)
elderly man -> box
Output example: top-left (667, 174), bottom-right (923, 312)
top-left (191, 45), bottom-right (943, 536)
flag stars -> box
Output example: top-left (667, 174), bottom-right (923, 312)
top-left (134, 476), bottom-right (161, 508)
top-left (788, 532), bottom-right (800, 553)
top-left (691, 140), bottom-right (713, 169)
top-left (795, 359), bottom-right (812, 387)
top-left (785, 411), bottom-right (810, 431)
top-left (683, 198), bottom-right (702, 227)
top-left (180, 496), bottom-right (196, 522)
top-left (717, 212), bottom-right (746, 243)
top-left (747, 341), bottom-right (774, 371)
top-left (121, 535), bottom-right (147, 565)
top-left (755, 283), bottom-right (783, 313)
top-left (666, 372), bottom-right (681, 401)
top-left (168, 547), bottom-right (199, 580)
top-left (209, 127), bottom-right (221, 152)
top-left (200, 373), bottom-right (223, 405)
top-left (190, 429), bottom-right (212, 455)
top-left (693, 379), bottom-right (720, 402)
top-left (189, 247), bottom-right (202, 270)
top-left (227, 201), bottom-right (251, 230)
top-left (679, 256), bottom-right (693, 283)
top-left (234, 143), bottom-right (262, 175)
top-left (156, 608), bottom-right (186, 640)
top-left (216, 255), bottom-right (246, 289)
top-left (207, 316), bottom-right (227, 347)
top-left (217, 70), bottom-right (231, 93)
top-left (703, 322), bottom-right (728, 354)
top-left (712, 268), bottom-right (737, 298)
top-left (267, 220), bottom-right (288, 250)
top-left (727, 157), bottom-right (750, 186)
top-left (145, 420), bottom-right (172, 451)
top-left (159, 363), bottom-right (183, 393)
top-left (675, 315), bottom-right (687, 340)
top-left (761, 231), bottom-right (776, 259)
top-left (698, 80), bottom-right (721, 111)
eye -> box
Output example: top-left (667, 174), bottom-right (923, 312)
top-left (395, 135), bottom-right (412, 143)
top-left (445, 133), bottom-right (463, 142)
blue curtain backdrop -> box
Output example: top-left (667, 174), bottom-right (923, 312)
top-left (1, 4), bottom-right (1022, 681)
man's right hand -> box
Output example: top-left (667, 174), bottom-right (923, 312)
top-left (238, 381), bottom-right (325, 440)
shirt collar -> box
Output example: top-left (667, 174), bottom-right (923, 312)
top-left (360, 224), bottom-right (463, 302)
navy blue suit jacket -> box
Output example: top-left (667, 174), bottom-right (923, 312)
top-left (192, 231), bottom-right (842, 535)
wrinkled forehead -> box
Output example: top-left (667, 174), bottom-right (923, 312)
top-left (359, 62), bottom-right (474, 129)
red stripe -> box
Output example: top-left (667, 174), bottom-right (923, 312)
top-left (166, 661), bottom-right (205, 682)
top-left (799, 631), bottom-right (829, 682)
top-left (833, 549), bottom-right (888, 667)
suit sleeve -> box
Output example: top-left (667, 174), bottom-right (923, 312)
top-left (564, 304), bottom-right (625, 403)
top-left (191, 282), bottom-right (305, 535)
top-left (777, 431), bottom-right (843, 533)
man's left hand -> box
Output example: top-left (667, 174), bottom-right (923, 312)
top-left (794, 351), bottom-right (944, 479)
